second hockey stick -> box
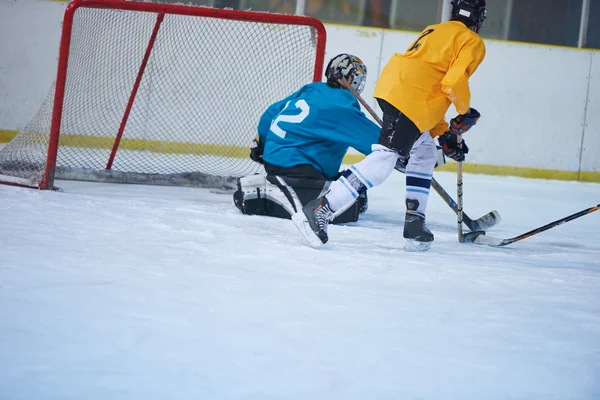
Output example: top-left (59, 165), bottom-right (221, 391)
top-left (339, 77), bottom-right (501, 232)
top-left (462, 204), bottom-right (600, 247)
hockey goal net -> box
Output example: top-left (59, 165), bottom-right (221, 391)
top-left (0, 0), bottom-right (326, 189)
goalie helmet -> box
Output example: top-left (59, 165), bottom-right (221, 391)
top-left (451, 0), bottom-right (487, 33)
top-left (325, 53), bottom-right (367, 94)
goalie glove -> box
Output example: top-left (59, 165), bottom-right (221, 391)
top-left (438, 131), bottom-right (469, 162)
top-left (449, 108), bottom-right (480, 135)
top-left (250, 136), bottom-right (264, 164)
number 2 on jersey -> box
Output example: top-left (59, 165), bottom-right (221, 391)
top-left (408, 29), bottom-right (435, 52)
top-left (270, 99), bottom-right (310, 138)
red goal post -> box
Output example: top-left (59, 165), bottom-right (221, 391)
top-left (0, 0), bottom-right (326, 189)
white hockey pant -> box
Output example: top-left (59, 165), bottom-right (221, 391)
top-left (325, 133), bottom-right (438, 215)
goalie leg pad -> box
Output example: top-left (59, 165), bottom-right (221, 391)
top-left (234, 174), bottom-right (268, 215)
top-left (233, 175), bottom-right (365, 224)
top-left (234, 174), bottom-right (302, 218)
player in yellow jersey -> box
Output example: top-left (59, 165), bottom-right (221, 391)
top-left (293, 0), bottom-right (487, 250)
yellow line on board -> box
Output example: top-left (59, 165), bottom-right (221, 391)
top-left (54, 134), bottom-right (249, 158)
top-left (580, 172), bottom-right (600, 183)
top-left (1, 130), bottom-right (598, 182)
top-left (0, 130), bottom-right (249, 158)
top-left (0, 130), bottom-right (18, 142)
top-left (343, 154), bottom-right (599, 183)
top-left (436, 162), bottom-right (579, 181)
top-left (58, 134), bottom-right (250, 159)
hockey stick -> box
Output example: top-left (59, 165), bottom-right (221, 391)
top-left (462, 204), bottom-right (600, 247)
top-left (456, 133), bottom-right (464, 242)
top-left (339, 77), bottom-right (500, 232)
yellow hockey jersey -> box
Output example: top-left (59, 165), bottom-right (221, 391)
top-left (374, 20), bottom-right (486, 137)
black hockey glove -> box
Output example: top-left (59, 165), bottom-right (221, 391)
top-left (250, 136), bottom-right (264, 164)
top-left (449, 108), bottom-right (481, 135)
top-left (438, 131), bottom-right (469, 162)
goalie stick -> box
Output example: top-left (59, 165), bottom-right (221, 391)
top-left (461, 204), bottom-right (600, 247)
top-left (339, 77), bottom-right (501, 232)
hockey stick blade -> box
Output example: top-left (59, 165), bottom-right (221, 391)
top-left (471, 234), bottom-right (508, 247)
top-left (459, 230), bottom-right (486, 243)
top-left (470, 204), bottom-right (600, 247)
top-left (464, 210), bottom-right (502, 232)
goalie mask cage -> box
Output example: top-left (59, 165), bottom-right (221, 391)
top-left (0, 0), bottom-right (326, 190)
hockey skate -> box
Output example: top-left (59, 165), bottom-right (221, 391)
top-left (291, 196), bottom-right (332, 247)
top-left (403, 199), bottom-right (434, 252)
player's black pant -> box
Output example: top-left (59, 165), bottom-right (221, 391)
top-left (377, 98), bottom-right (422, 159)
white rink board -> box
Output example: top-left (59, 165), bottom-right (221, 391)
top-left (581, 52), bottom-right (599, 173)
top-left (0, 0), bottom-right (65, 131)
top-left (0, 0), bottom-right (599, 176)
top-left (467, 41), bottom-right (591, 171)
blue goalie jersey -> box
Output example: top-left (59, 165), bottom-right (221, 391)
top-left (257, 82), bottom-right (380, 180)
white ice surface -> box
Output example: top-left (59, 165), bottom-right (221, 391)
top-left (1, 170), bottom-right (599, 399)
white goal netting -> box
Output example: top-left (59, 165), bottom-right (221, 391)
top-left (0, 1), bottom-right (325, 189)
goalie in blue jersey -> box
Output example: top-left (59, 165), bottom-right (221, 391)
top-left (234, 53), bottom-right (381, 224)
